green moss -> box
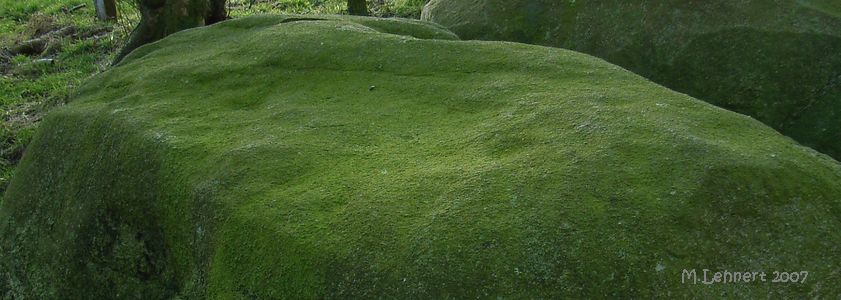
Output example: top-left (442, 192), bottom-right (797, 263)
top-left (3, 15), bottom-right (841, 298)
top-left (799, 0), bottom-right (841, 17)
top-left (422, 0), bottom-right (841, 161)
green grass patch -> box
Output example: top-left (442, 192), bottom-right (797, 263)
top-left (227, 0), bottom-right (429, 18)
top-left (0, 0), bottom-right (86, 20)
top-left (0, 0), bottom-right (139, 193)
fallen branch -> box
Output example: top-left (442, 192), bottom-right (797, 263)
top-left (31, 58), bottom-right (55, 66)
top-left (10, 39), bottom-right (48, 56)
top-left (66, 3), bottom-right (87, 13)
top-left (46, 26), bottom-right (76, 38)
top-left (9, 26), bottom-right (78, 56)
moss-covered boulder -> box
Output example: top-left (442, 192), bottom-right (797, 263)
top-left (422, 0), bottom-right (841, 161)
top-left (2, 14), bottom-right (841, 298)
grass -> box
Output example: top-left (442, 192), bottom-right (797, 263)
top-left (227, 0), bottom-right (428, 18)
top-left (3, 14), bottom-right (841, 298)
top-left (423, 0), bottom-right (841, 162)
top-left (0, 0), bottom-right (431, 196)
top-left (0, 0), bottom-right (137, 195)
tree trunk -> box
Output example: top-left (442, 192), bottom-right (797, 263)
top-left (113, 0), bottom-right (227, 65)
top-left (347, 0), bottom-right (367, 16)
top-left (94, 0), bottom-right (118, 21)
top-left (207, 0), bottom-right (227, 24)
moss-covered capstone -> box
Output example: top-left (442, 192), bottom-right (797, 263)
top-left (2, 14), bottom-right (841, 298)
top-left (422, 0), bottom-right (841, 161)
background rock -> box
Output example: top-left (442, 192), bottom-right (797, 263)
top-left (423, 0), bottom-right (841, 161)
